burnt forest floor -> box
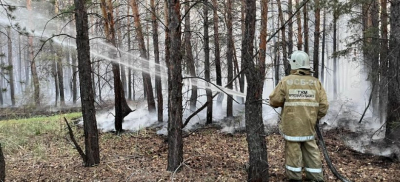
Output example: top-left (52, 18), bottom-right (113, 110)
top-left (2, 116), bottom-right (400, 182)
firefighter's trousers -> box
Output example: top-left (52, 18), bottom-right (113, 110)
top-left (285, 140), bottom-right (324, 181)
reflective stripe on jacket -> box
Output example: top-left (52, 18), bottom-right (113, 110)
top-left (269, 69), bottom-right (329, 141)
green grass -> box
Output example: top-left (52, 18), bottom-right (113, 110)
top-left (0, 112), bottom-right (82, 155)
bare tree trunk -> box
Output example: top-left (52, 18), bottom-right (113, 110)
top-left (380, 0), bottom-right (389, 123)
top-left (277, 0), bottom-right (289, 75)
top-left (204, 0), bottom-right (213, 124)
top-left (313, 0), bottom-right (320, 78)
top-left (54, 0), bottom-right (65, 107)
top-left (303, 3), bottom-right (309, 54)
top-left (239, 0), bottom-right (246, 103)
top-left (288, 0), bottom-right (293, 55)
top-left (7, 27), bottom-right (15, 106)
top-left (74, 0), bottom-right (100, 166)
top-left (27, 0), bottom-right (40, 106)
top-left (166, 0), bottom-right (183, 172)
top-left (130, 0), bottom-right (156, 113)
top-left (101, 0), bottom-right (132, 133)
top-left (51, 44), bottom-right (59, 107)
top-left (386, 0), bottom-right (400, 149)
top-left (184, 0), bottom-right (197, 112)
top-left (18, 35), bottom-right (23, 93)
top-left (0, 46), bottom-right (3, 105)
top-left (212, 0), bottom-right (222, 106)
top-left (226, 0), bottom-right (233, 117)
top-left (72, 50), bottom-right (78, 104)
top-left (333, 0), bottom-right (338, 99)
top-left (150, 0), bottom-right (163, 122)
top-left (57, 52), bottom-right (65, 106)
top-left (244, 0), bottom-right (268, 181)
top-left (296, 0), bottom-right (303, 50)
top-left (370, 0), bottom-right (380, 114)
top-left (115, 2), bottom-right (127, 98)
top-left (321, 7), bottom-right (326, 84)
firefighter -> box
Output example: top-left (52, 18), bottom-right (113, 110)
top-left (269, 50), bottom-right (329, 182)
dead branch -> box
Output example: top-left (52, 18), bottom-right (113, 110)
top-left (64, 117), bottom-right (87, 162)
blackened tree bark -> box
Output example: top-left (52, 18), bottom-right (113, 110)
top-left (184, 0), bottom-right (198, 112)
top-left (385, 0), bottom-right (400, 146)
top-left (243, 0), bottom-right (268, 181)
top-left (212, 0), bottom-right (222, 106)
top-left (204, 0), bottom-right (213, 124)
top-left (71, 50), bottom-right (78, 104)
top-left (166, 0), bottom-right (183, 171)
top-left (57, 51), bottom-right (65, 106)
top-left (226, 0), bottom-right (233, 117)
top-left (101, 0), bottom-right (132, 133)
top-left (74, 0), bottom-right (100, 166)
top-left (7, 27), bottom-right (15, 106)
top-left (379, 0), bottom-right (389, 123)
top-left (150, 0), bottom-right (163, 122)
top-left (313, 0), bottom-right (320, 78)
top-left (131, 0), bottom-right (156, 114)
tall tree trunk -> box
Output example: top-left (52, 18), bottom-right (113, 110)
top-left (212, 0), bottom-right (222, 106)
top-left (126, 4), bottom-right (134, 101)
top-left (277, 0), bottom-right (289, 75)
top-left (313, 0), bottom-right (320, 78)
top-left (101, 0), bottom-right (132, 133)
top-left (54, 0), bottom-right (65, 107)
top-left (130, 0), bottom-right (156, 113)
top-left (74, 0), bottom-right (100, 166)
top-left (115, 3), bottom-right (128, 98)
top-left (380, 0), bottom-right (389, 123)
top-left (370, 0), bottom-right (380, 114)
top-left (150, 0), bottom-right (163, 122)
top-left (321, 8), bottom-right (326, 84)
top-left (226, 0), bottom-right (233, 117)
top-left (71, 50), bottom-right (78, 104)
top-left (204, 0), bottom-right (213, 124)
top-left (243, 0), bottom-right (268, 181)
top-left (7, 27), bottom-right (15, 106)
top-left (296, 0), bottom-right (303, 50)
top-left (51, 44), bottom-right (59, 107)
top-left (166, 0), bottom-right (183, 172)
top-left (27, 0), bottom-right (40, 106)
top-left (18, 35), bottom-right (23, 93)
top-left (184, 0), bottom-right (197, 112)
top-left (386, 0), bottom-right (400, 149)
top-left (239, 0), bottom-right (246, 103)
top-left (0, 46), bottom-right (3, 105)
top-left (332, 0), bottom-right (338, 99)
top-left (303, 3), bottom-right (309, 54)
top-left (288, 0), bottom-right (293, 55)
top-left (57, 51), bottom-right (65, 106)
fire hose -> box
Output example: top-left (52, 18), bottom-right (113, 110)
top-left (315, 123), bottom-right (351, 182)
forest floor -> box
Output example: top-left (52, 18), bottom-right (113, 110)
top-left (2, 116), bottom-right (400, 182)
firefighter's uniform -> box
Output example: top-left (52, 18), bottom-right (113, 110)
top-left (269, 69), bottom-right (329, 181)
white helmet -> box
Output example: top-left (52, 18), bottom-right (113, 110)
top-left (289, 50), bottom-right (310, 70)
